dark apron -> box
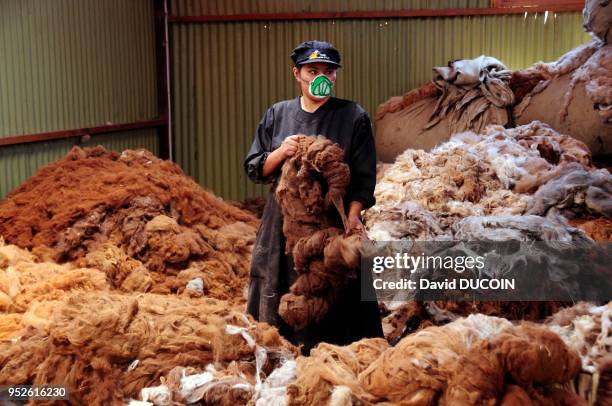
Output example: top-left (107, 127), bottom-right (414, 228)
top-left (246, 191), bottom-right (383, 354)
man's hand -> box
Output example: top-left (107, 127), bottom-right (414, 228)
top-left (279, 135), bottom-right (299, 159)
top-left (346, 201), bottom-right (365, 234)
top-left (262, 135), bottom-right (300, 177)
top-left (347, 213), bottom-right (364, 233)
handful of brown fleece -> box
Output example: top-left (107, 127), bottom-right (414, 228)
top-left (275, 135), bottom-right (361, 329)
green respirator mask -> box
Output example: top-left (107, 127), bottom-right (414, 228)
top-left (308, 74), bottom-right (334, 99)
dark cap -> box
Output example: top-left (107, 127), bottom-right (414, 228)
top-left (290, 40), bottom-right (342, 68)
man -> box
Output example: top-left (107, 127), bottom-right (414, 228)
top-left (244, 40), bottom-right (382, 353)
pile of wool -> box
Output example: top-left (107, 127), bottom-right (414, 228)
top-left (369, 228), bottom-right (606, 343)
top-left (367, 121), bottom-right (594, 241)
top-left (426, 56), bottom-right (515, 133)
top-left (366, 121), bottom-right (610, 336)
top-left (376, 213), bottom-right (607, 342)
top-left (547, 302), bottom-right (611, 373)
top-left (526, 163), bottom-right (612, 221)
top-left (370, 138), bottom-right (501, 230)
top-left (0, 291), bottom-right (297, 404)
top-left (361, 315), bottom-right (582, 405)
top-left (284, 314), bottom-right (582, 405)
top-left (0, 238), bottom-right (110, 341)
top-left (546, 301), bottom-right (611, 405)
top-left (512, 0), bottom-right (611, 155)
top-left (135, 352), bottom-right (298, 405)
top-left (75, 243), bottom-right (153, 293)
top-left (426, 301), bottom-right (567, 326)
top-left (569, 217), bottom-right (612, 241)
top-left (232, 196), bottom-right (267, 219)
top-left (286, 338), bottom-right (390, 405)
top-left (365, 201), bottom-right (451, 242)
top-left (275, 135), bottom-right (362, 329)
top-left (134, 364), bottom-right (257, 405)
top-left (0, 146), bottom-right (258, 303)
top-left (379, 300), bottom-right (567, 345)
top-left (424, 219), bottom-right (608, 320)
top-left (375, 56), bottom-right (515, 162)
top-left (476, 123), bottom-right (592, 191)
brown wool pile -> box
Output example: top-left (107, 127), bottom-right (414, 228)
top-left (0, 146), bottom-right (258, 304)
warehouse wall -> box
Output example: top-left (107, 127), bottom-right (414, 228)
top-left (171, 0), bottom-right (490, 14)
top-left (170, 1), bottom-right (591, 201)
top-left (0, 0), bottom-right (158, 198)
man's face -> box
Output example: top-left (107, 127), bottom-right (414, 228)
top-left (293, 62), bottom-right (338, 100)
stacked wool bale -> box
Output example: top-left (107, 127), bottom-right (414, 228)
top-left (425, 56), bottom-right (515, 134)
top-left (376, 0), bottom-right (611, 161)
top-left (375, 56), bottom-right (515, 162)
top-left (0, 146), bottom-right (259, 303)
top-left (513, 39), bottom-right (611, 155)
top-left (276, 135), bottom-right (362, 329)
top-left (512, 0), bottom-right (611, 155)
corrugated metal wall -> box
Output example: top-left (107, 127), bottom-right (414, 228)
top-left (171, 0), bottom-right (490, 14)
top-left (0, 0), bottom-right (158, 199)
top-left (171, 3), bottom-right (591, 201)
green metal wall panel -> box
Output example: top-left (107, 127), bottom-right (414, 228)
top-left (0, 0), bottom-right (157, 136)
top-left (0, 0), bottom-right (159, 199)
top-left (171, 0), bottom-right (490, 15)
top-left (171, 11), bottom-right (590, 201)
top-left (0, 129), bottom-right (159, 198)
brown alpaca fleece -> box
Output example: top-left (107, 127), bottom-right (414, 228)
top-left (0, 146), bottom-right (258, 304)
top-left (0, 292), bottom-right (297, 405)
top-left (357, 315), bottom-right (580, 405)
top-left (275, 135), bottom-right (363, 329)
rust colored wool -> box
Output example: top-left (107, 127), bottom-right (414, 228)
top-left (275, 135), bottom-right (362, 329)
top-left (0, 147), bottom-right (258, 302)
top-left (0, 292), bottom-right (296, 405)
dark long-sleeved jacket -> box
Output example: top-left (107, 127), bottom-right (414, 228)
top-left (244, 96), bottom-right (376, 207)
top-left (243, 96), bottom-right (382, 352)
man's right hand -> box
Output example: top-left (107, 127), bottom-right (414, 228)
top-left (262, 135), bottom-right (300, 178)
top-left (279, 135), bottom-right (299, 159)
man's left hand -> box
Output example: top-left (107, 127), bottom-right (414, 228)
top-left (347, 213), bottom-right (364, 234)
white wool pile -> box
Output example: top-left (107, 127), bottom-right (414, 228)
top-left (367, 121), bottom-right (594, 241)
